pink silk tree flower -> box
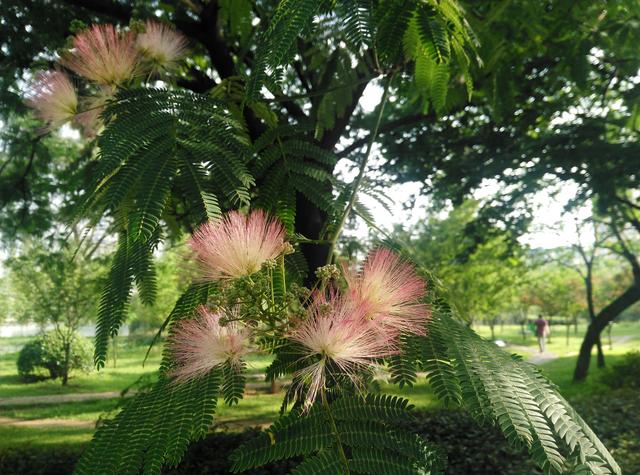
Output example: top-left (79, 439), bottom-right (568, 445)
top-left (170, 306), bottom-right (250, 383)
top-left (189, 210), bottom-right (286, 281)
top-left (61, 24), bottom-right (139, 86)
top-left (26, 70), bottom-right (78, 128)
top-left (345, 247), bottom-right (430, 336)
top-left (137, 21), bottom-right (188, 73)
top-left (289, 291), bottom-right (396, 406)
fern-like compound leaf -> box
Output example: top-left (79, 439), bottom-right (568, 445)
top-left (230, 393), bottom-right (445, 474)
top-left (86, 89), bottom-right (250, 367)
top-left (407, 301), bottom-right (622, 475)
top-left (75, 369), bottom-right (221, 475)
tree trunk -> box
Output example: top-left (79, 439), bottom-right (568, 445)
top-left (573, 284), bottom-right (640, 381)
top-left (295, 193), bottom-right (329, 285)
top-left (584, 271), bottom-right (605, 367)
top-left (62, 340), bottom-right (71, 386)
top-left (596, 336), bottom-right (605, 368)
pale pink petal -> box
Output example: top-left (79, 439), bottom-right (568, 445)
top-left (61, 24), bottom-right (139, 85)
top-left (345, 248), bottom-right (430, 336)
top-left (137, 21), bottom-right (188, 73)
top-left (25, 70), bottom-right (77, 128)
top-left (288, 290), bottom-right (396, 406)
top-left (169, 305), bottom-right (250, 383)
top-left (189, 210), bottom-right (286, 280)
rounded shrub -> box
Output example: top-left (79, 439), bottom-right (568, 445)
top-left (16, 328), bottom-right (93, 381)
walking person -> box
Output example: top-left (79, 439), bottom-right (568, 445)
top-left (534, 314), bottom-right (549, 353)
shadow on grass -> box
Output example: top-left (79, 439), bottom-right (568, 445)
top-left (537, 352), bottom-right (632, 399)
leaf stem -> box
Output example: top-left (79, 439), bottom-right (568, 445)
top-left (321, 386), bottom-right (350, 474)
top-left (326, 72), bottom-right (395, 264)
top-left (279, 254), bottom-right (287, 298)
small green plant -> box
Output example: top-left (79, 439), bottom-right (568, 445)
top-left (17, 329), bottom-right (92, 382)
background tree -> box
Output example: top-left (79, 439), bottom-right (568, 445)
top-left (7, 234), bottom-right (106, 384)
top-left (572, 204), bottom-right (640, 379)
top-left (128, 246), bottom-right (187, 335)
top-left (399, 200), bottom-right (525, 337)
top-left (523, 262), bottom-right (584, 342)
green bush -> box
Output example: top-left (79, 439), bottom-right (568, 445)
top-left (572, 389), bottom-right (640, 475)
top-left (16, 329), bottom-right (92, 381)
top-left (600, 351), bottom-right (640, 390)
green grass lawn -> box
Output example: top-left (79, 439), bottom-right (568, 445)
top-left (0, 337), bottom-right (162, 398)
top-left (473, 321), bottom-right (640, 359)
top-left (0, 337), bottom-right (273, 399)
top-left (1, 322), bottom-right (638, 450)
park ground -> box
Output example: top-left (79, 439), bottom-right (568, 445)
top-left (0, 322), bottom-right (638, 470)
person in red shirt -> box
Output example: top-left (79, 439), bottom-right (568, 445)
top-left (534, 315), bottom-right (549, 353)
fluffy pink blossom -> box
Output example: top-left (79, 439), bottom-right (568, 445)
top-left (61, 24), bottom-right (138, 85)
top-left (189, 210), bottom-right (286, 280)
top-left (26, 70), bottom-right (78, 128)
top-left (289, 291), bottom-right (395, 406)
top-left (137, 21), bottom-right (188, 73)
top-left (345, 248), bottom-right (430, 336)
top-left (170, 306), bottom-right (250, 383)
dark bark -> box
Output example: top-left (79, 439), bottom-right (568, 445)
top-left (62, 0), bottom-right (132, 21)
top-left (297, 70), bottom-right (371, 280)
top-left (584, 269), bottom-right (606, 367)
top-left (62, 340), bottom-right (71, 386)
top-left (573, 283), bottom-right (640, 381)
top-left (296, 193), bottom-right (329, 286)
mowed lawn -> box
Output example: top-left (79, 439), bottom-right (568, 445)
top-left (1, 321), bottom-right (638, 449)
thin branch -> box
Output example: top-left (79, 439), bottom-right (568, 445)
top-left (326, 73), bottom-right (394, 264)
top-left (614, 194), bottom-right (640, 211)
top-left (609, 222), bottom-right (640, 283)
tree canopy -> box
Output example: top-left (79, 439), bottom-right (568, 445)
top-left (1, 1), bottom-right (637, 474)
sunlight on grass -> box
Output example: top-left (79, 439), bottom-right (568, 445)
top-left (473, 321), bottom-right (640, 359)
top-left (1, 324), bottom-right (638, 450)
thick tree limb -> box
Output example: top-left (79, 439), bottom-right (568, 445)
top-left (574, 282), bottom-right (640, 380)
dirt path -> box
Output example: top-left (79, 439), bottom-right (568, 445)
top-left (527, 351), bottom-right (559, 365)
top-left (508, 344), bottom-right (558, 365)
top-left (0, 415), bottom-right (95, 429)
top-left (509, 334), bottom-right (636, 366)
top-left (613, 335), bottom-right (633, 345)
top-left (0, 379), bottom-right (280, 407)
top-left (0, 413), bottom-right (272, 431)
top-left (0, 391), bottom-right (125, 407)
